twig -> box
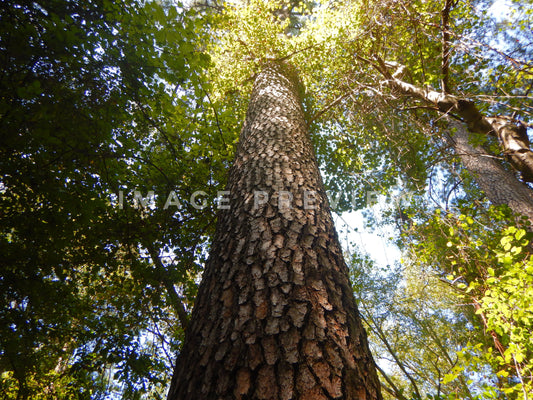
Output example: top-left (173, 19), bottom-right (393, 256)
top-left (441, 0), bottom-right (453, 93)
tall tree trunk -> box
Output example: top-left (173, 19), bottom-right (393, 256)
top-left (167, 61), bottom-right (382, 400)
top-left (367, 57), bottom-right (533, 222)
top-left (445, 119), bottom-right (533, 223)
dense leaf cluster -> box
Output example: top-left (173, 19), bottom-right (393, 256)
top-left (0, 0), bottom-right (231, 398)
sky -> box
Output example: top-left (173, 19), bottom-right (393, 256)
top-left (334, 202), bottom-right (402, 268)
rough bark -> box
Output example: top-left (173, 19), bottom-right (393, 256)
top-left (167, 61), bottom-right (382, 400)
top-left (444, 118), bottom-right (533, 222)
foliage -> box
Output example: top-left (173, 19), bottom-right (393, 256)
top-left (400, 203), bottom-right (533, 399)
top-left (0, 0), bottom-right (222, 398)
top-left (351, 248), bottom-right (479, 399)
top-left (341, 2), bottom-right (533, 394)
top-left (1, 0), bottom-right (532, 398)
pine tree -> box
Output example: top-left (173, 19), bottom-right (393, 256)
top-left (167, 61), bottom-right (382, 399)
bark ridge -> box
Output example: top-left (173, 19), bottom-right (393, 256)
top-left (167, 61), bottom-right (382, 400)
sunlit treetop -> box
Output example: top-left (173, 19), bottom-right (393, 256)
top-left (207, 0), bottom-right (367, 101)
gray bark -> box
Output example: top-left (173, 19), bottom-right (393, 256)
top-left (445, 118), bottom-right (533, 222)
top-left (371, 58), bottom-right (533, 221)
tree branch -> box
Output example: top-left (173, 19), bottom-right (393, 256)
top-left (374, 362), bottom-right (409, 400)
top-left (372, 57), bottom-right (533, 182)
top-left (441, 0), bottom-right (453, 93)
top-left (360, 308), bottom-right (423, 400)
top-left (145, 244), bottom-right (190, 331)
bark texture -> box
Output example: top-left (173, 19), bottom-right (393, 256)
top-left (445, 119), bottom-right (533, 222)
top-left (167, 61), bottom-right (382, 400)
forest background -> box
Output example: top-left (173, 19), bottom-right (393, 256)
top-left (1, 0), bottom-right (532, 399)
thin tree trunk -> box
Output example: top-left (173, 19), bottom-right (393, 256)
top-left (167, 61), bottom-right (382, 400)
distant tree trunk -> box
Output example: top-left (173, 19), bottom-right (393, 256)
top-left (445, 118), bottom-right (533, 223)
top-left (371, 58), bottom-right (533, 222)
top-left (167, 61), bottom-right (382, 400)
